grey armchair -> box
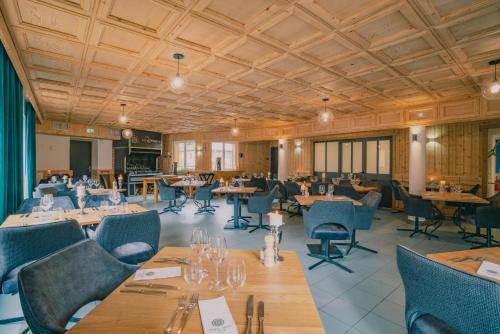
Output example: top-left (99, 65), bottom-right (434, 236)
top-left (303, 201), bottom-right (354, 272)
top-left (194, 180), bottom-right (220, 214)
top-left (284, 181), bottom-right (302, 217)
top-left (16, 196), bottom-right (76, 214)
top-left (18, 239), bottom-right (137, 334)
top-left (85, 193), bottom-right (127, 208)
top-left (156, 179), bottom-right (182, 214)
top-left (333, 184), bottom-right (362, 200)
top-left (473, 206), bottom-right (500, 248)
top-left (338, 191), bottom-right (382, 255)
top-left (397, 245), bottom-right (500, 334)
top-left (397, 185), bottom-right (440, 239)
top-left (0, 220), bottom-right (85, 326)
top-left (247, 185), bottom-right (279, 233)
top-left (88, 210), bottom-right (160, 265)
top-left (266, 180), bottom-right (287, 211)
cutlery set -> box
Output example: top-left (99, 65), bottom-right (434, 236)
top-left (120, 282), bottom-right (180, 295)
top-left (245, 295), bottom-right (265, 334)
top-left (164, 293), bottom-right (199, 334)
top-left (449, 256), bottom-right (486, 262)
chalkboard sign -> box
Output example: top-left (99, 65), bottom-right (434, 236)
top-left (129, 130), bottom-right (162, 151)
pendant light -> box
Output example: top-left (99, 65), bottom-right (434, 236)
top-left (170, 53), bottom-right (186, 94)
top-left (482, 59), bottom-right (500, 100)
top-left (231, 119), bottom-right (240, 136)
top-left (318, 97), bottom-right (333, 124)
top-left (121, 128), bottom-right (133, 139)
top-left (118, 103), bottom-right (128, 124)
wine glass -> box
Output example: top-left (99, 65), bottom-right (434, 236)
top-left (109, 190), bottom-right (121, 207)
top-left (40, 194), bottom-right (53, 212)
top-left (183, 256), bottom-right (205, 291)
top-left (226, 259), bottom-right (246, 290)
top-left (328, 184), bottom-right (334, 196)
top-left (190, 227), bottom-right (209, 257)
top-left (207, 234), bottom-right (228, 291)
top-left (77, 196), bottom-right (86, 215)
top-left (319, 185), bottom-right (325, 196)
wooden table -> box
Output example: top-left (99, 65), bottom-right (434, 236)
top-left (68, 247), bottom-right (325, 334)
top-left (1, 204), bottom-right (147, 228)
top-left (427, 248), bottom-right (500, 283)
top-left (87, 188), bottom-right (126, 195)
top-left (212, 186), bottom-right (257, 229)
top-left (297, 182), bottom-right (378, 193)
top-left (421, 191), bottom-right (489, 205)
top-left (295, 195), bottom-right (362, 207)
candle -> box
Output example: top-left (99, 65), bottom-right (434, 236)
top-left (76, 185), bottom-right (86, 197)
top-left (269, 211), bottom-right (283, 226)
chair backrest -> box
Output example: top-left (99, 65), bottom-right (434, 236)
top-left (86, 193), bottom-right (127, 208)
top-left (267, 180), bottom-right (287, 200)
top-left (195, 180), bottom-right (220, 200)
top-left (100, 174), bottom-right (115, 189)
top-left (39, 182), bottom-right (67, 193)
top-left (397, 184), bottom-right (411, 203)
top-left (467, 184), bottom-right (480, 195)
top-left (199, 172), bottom-right (214, 184)
top-left (250, 177), bottom-right (268, 192)
top-left (353, 191), bottom-right (382, 230)
top-left (55, 190), bottom-right (79, 208)
top-left (0, 220), bottom-right (85, 285)
top-left (18, 239), bottom-right (137, 334)
top-left (397, 245), bottom-right (500, 334)
top-left (475, 206), bottom-right (500, 229)
top-left (93, 210), bottom-right (160, 254)
top-left (391, 180), bottom-right (402, 200)
top-left (488, 192), bottom-right (500, 207)
top-left (303, 201), bottom-right (354, 238)
top-left (284, 181), bottom-right (301, 197)
top-left (333, 184), bottom-right (359, 198)
top-left (16, 196), bottom-right (76, 214)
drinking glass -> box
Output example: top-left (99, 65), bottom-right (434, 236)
top-left (53, 207), bottom-right (64, 220)
top-left (319, 185), bottom-right (325, 196)
top-left (207, 234), bottom-right (228, 291)
top-left (121, 202), bottom-right (129, 213)
top-left (100, 201), bottom-right (109, 211)
top-left (226, 259), bottom-right (246, 290)
top-left (40, 195), bottom-right (53, 212)
top-left (190, 227), bottom-right (209, 257)
top-left (183, 256), bottom-right (205, 291)
top-left (109, 190), bottom-right (121, 206)
top-left (32, 206), bottom-right (42, 219)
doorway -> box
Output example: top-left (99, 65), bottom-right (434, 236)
top-left (70, 140), bottom-right (92, 178)
top-left (270, 147), bottom-right (279, 180)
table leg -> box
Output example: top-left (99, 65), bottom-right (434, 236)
top-left (154, 181), bottom-right (158, 204)
top-left (142, 180), bottom-right (147, 201)
top-left (224, 193), bottom-right (248, 230)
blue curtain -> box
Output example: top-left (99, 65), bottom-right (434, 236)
top-left (0, 43), bottom-right (24, 222)
top-left (25, 101), bottom-right (36, 198)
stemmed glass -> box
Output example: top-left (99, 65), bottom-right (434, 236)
top-left (40, 194), bottom-right (53, 213)
top-left (319, 185), bottom-right (325, 196)
top-left (190, 227), bottom-right (209, 257)
top-left (183, 256), bottom-right (205, 291)
top-left (207, 234), bottom-right (228, 291)
top-left (327, 184), bottom-right (334, 196)
top-left (226, 259), bottom-right (246, 290)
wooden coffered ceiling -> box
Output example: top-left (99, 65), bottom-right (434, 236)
top-left (1, 0), bottom-right (500, 133)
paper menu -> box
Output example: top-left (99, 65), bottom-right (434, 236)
top-left (133, 267), bottom-right (181, 281)
top-left (198, 296), bottom-right (237, 334)
top-left (477, 261), bottom-right (500, 280)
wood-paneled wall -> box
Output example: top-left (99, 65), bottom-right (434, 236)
top-left (238, 141), bottom-right (273, 175)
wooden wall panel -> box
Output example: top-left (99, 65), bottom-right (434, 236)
top-left (238, 141), bottom-right (272, 175)
top-left (288, 138), bottom-right (313, 176)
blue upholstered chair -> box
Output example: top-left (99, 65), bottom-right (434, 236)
top-left (397, 185), bottom-right (440, 239)
top-left (284, 181), bottom-right (302, 217)
top-left (85, 193), bottom-right (127, 208)
top-left (16, 196), bottom-right (76, 214)
top-left (390, 180), bottom-right (404, 213)
top-left (37, 183), bottom-right (68, 197)
top-left (18, 239), bottom-right (137, 334)
top-left (333, 184), bottom-right (362, 200)
top-left (267, 180), bottom-right (287, 211)
top-left (397, 245), bottom-right (500, 334)
top-left (156, 179), bottom-right (183, 214)
top-left (303, 201), bottom-right (355, 272)
top-left (473, 206), bottom-right (500, 248)
top-left (338, 191), bottom-right (382, 255)
top-left (55, 190), bottom-right (79, 209)
top-left (194, 180), bottom-right (220, 214)
top-left (0, 220), bottom-right (85, 326)
top-left (247, 185), bottom-right (279, 233)
top-left (88, 210), bottom-right (160, 265)
top-left (250, 176), bottom-right (268, 192)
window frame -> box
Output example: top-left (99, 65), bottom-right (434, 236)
top-left (211, 141), bottom-right (237, 171)
top-left (174, 140), bottom-right (196, 171)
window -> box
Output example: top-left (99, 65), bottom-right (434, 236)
top-left (174, 141), bottom-right (195, 171)
top-left (212, 142), bottom-right (236, 170)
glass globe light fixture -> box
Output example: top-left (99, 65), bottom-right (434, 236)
top-left (122, 128), bottom-right (133, 139)
top-left (230, 119), bottom-right (240, 136)
top-left (482, 59), bottom-right (500, 100)
top-left (318, 97), bottom-right (333, 124)
top-left (170, 53), bottom-right (186, 94)
top-left (118, 103), bottom-right (128, 124)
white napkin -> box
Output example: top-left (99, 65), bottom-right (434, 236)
top-left (477, 261), bottom-right (500, 280)
top-left (133, 267), bottom-right (181, 281)
top-left (198, 296), bottom-right (237, 334)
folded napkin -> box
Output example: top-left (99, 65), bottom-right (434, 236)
top-left (199, 296), bottom-right (237, 334)
top-left (477, 261), bottom-right (500, 280)
top-left (134, 267), bottom-right (181, 281)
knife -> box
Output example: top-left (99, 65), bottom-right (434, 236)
top-left (245, 295), bottom-right (254, 334)
top-left (258, 301), bottom-right (264, 334)
top-left (125, 282), bottom-right (180, 290)
top-left (120, 288), bottom-right (166, 295)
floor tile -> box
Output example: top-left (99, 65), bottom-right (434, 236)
top-left (371, 299), bottom-right (406, 327)
top-left (338, 287), bottom-right (384, 311)
top-left (322, 298), bottom-right (370, 326)
top-left (356, 278), bottom-right (398, 299)
top-left (353, 313), bottom-right (406, 334)
top-left (320, 311), bottom-right (351, 334)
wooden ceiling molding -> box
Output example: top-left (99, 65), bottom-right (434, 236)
top-left (0, 0), bottom-right (499, 134)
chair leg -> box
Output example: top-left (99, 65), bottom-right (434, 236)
top-left (160, 200), bottom-right (182, 214)
top-left (307, 239), bottom-right (352, 273)
top-left (337, 230), bottom-right (378, 255)
top-left (248, 214), bottom-right (270, 233)
top-left (397, 217), bottom-right (439, 239)
top-left (195, 199), bottom-right (216, 215)
top-left (0, 317), bottom-right (25, 325)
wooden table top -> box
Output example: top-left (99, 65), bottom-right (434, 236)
top-left (1, 204), bottom-right (147, 228)
top-left (427, 248), bottom-right (500, 283)
top-left (297, 182), bottom-right (377, 193)
top-left (295, 195), bottom-right (362, 207)
top-left (212, 186), bottom-right (258, 194)
top-left (171, 180), bottom-right (207, 187)
top-left (421, 191), bottom-right (489, 204)
top-left (68, 247), bottom-right (324, 334)
top-left (87, 188), bottom-right (126, 195)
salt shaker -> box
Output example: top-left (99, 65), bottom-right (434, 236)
top-left (264, 235), bottom-right (275, 267)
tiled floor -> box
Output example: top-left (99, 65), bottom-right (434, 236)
top-left (0, 196), bottom-right (474, 334)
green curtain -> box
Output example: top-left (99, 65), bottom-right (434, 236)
top-left (0, 42), bottom-right (24, 222)
top-left (25, 101), bottom-right (36, 198)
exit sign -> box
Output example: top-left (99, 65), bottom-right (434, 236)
top-left (86, 127), bottom-right (95, 134)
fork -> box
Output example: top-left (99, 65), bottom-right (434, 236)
top-left (164, 295), bottom-right (187, 334)
top-left (177, 293), bottom-right (199, 334)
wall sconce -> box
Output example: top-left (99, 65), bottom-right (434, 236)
top-left (294, 139), bottom-right (302, 148)
top-left (196, 145), bottom-right (204, 155)
top-left (412, 134), bottom-right (418, 142)
top-left (279, 143), bottom-right (284, 149)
